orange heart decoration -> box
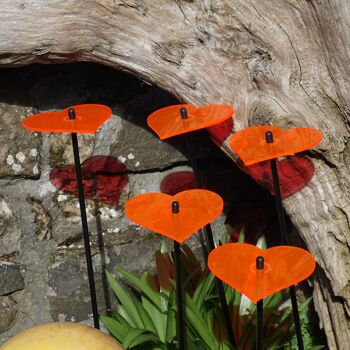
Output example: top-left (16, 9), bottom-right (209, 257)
top-left (147, 104), bottom-right (234, 140)
top-left (229, 126), bottom-right (322, 165)
top-left (22, 104), bottom-right (112, 134)
top-left (125, 189), bottom-right (223, 243)
top-left (208, 243), bottom-right (315, 302)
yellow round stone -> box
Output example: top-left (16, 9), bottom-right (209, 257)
top-left (0, 322), bottom-right (124, 350)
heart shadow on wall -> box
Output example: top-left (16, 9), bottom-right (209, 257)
top-left (50, 155), bottom-right (129, 206)
top-left (244, 154), bottom-right (315, 200)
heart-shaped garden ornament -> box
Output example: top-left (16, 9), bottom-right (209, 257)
top-left (22, 104), bottom-right (112, 134)
top-left (125, 189), bottom-right (223, 243)
top-left (208, 243), bottom-right (315, 302)
top-left (147, 104), bottom-right (234, 140)
top-left (229, 125), bottom-right (322, 166)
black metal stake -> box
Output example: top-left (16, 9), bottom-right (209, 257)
top-left (69, 108), bottom-right (100, 329)
top-left (256, 256), bottom-right (264, 350)
top-left (266, 131), bottom-right (304, 350)
top-left (172, 201), bottom-right (186, 350)
top-left (180, 108), bottom-right (236, 348)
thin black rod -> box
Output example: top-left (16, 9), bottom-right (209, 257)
top-left (289, 283), bottom-right (304, 350)
top-left (269, 157), bottom-right (304, 350)
top-left (269, 158), bottom-right (289, 244)
top-left (183, 139), bottom-right (235, 348)
top-left (71, 132), bottom-right (100, 329)
top-left (174, 241), bottom-right (186, 350)
top-left (257, 300), bottom-right (263, 350)
top-left (181, 108), bottom-right (235, 348)
top-left (184, 132), bottom-right (219, 252)
top-left (183, 126), bottom-right (217, 253)
top-left (256, 256), bottom-right (264, 350)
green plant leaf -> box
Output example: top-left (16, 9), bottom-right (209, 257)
top-left (160, 239), bottom-right (170, 254)
top-left (141, 295), bottom-right (167, 341)
top-left (203, 305), bottom-right (215, 334)
top-left (106, 271), bottom-right (144, 328)
top-left (218, 340), bottom-right (233, 350)
top-left (116, 304), bottom-right (135, 326)
top-left (239, 294), bottom-right (254, 316)
top-left (165, 290), bottom-right (177, 342)
top-left (231, 281), bottom-right (242, 342)
top-left (193, 273), bottom-right (215, 310)
top-left (185, 294), bottom-right (218, 350)
top-left (256, 235), bottom-right (267, 249)
top-left (224, 284), bottom-right (235, 305)
top-left (100, 315), bottom-right (131, 342)
top-left (237, 314), bottom-right (256, 349)
top-left (264, 292), bottom-right (283, 310)
top-left (263, 292), bottom-right (284, 331)
top-left (123, 328), bottom-right (160, 348)
top-left (141, 272), bottom-right (169, 313)
top-left (133, 298), bottom-right (158, 334)
top-left (299, 296), bottom-right (313, 311)
top-left (238, 227), bottom-right (245, 243)
top-left (116, 267), bottom-right (165, 311)
top-left (263, 306), bottom-right (293, 349)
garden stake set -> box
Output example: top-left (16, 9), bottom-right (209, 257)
top-left (22, 104), bottom-right (113, 330)
top-left (208, 243), bottom-right (316, 350)
top-left (125, 189), bottom-right (224, 350)
top-left (148, 104), bottom-right (236, 348)
top-left (229, 125), bottom-right (322, 349)
top-left (19, 102), bottom-right (322, 350)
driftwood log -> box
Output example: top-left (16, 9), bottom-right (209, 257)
top-left (1, 1), bottom-right (349, 348)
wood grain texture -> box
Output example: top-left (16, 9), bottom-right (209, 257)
top-left (1, 1), bottom-right (349, 347)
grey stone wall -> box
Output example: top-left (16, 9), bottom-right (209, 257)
top-left (0, 63), bottom-right (230, 343)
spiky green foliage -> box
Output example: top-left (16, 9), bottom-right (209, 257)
top-left (102, 233), bottom-right (324, 349)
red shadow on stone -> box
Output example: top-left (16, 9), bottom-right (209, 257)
top-left (244, 154), bottom-right (315, 200)
top-left (206, 118), bottom-right (234, 147)
top-left (50, 156), bottom-right (128, 206)
top-left (160, 171), bottom-right (196, 196)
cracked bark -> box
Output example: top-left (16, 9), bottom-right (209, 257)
top-left (0, 0), bottom-right (350, 348)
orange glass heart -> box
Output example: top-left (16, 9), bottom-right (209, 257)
top-left (22, 104), bottom-right (112, 134)
top-left (229, 126), bottom-right (322, 165)
top-left (147, 104), bottom-right (234, 140)
top-left (208, 243), bottom-right (315, 302)
top-left (125, 189), bottom-right (223, 243)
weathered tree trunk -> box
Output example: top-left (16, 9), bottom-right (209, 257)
top-left (1, 0), bottom-right (349, 348)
